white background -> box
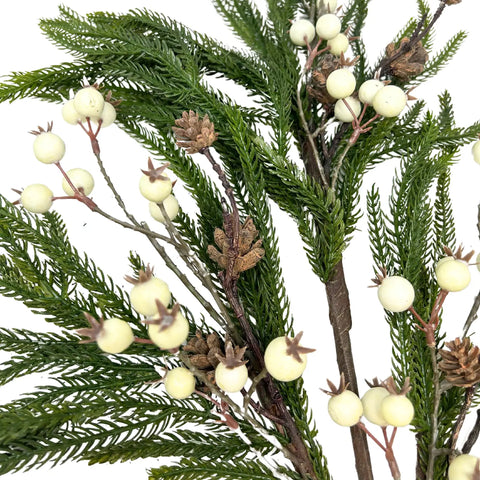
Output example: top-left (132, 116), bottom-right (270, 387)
top-left (0, 0), bottom-right (480, 478)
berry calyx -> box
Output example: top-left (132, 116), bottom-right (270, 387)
top-left (214, 341), bottom-right (249, 393)
top-left (139, 158), bottom-right (173, 202)
top-left (73, 86), bottom-right (105, 119)
top-left (62, 168), bottom-right (95, 196)
top-left (326, 68), bottom-right (356, 99)
top-left (327, 33), bottom-right (349, 56)
top-left (20, 184), bottom-right (54, 214)
top-left (317, 0), bottom-right (337, 12)
top-left (324, 374), bottom-right (363, 427)
top-left (289, 19), bottom-right (316, 46)
top-left (315, 14), bottom-right (342, 40)
top-left (77, 313), bottom-right (134, 354)
top-left (31, 123), bottom-right (66, 164)
top-left (164, 367), bottom-right (196, 399)
top-left (145, 301), bottom-right (189, 350)
top-left (358, 79), bottom-right (385, 104)
top-left (125, 266), bottom-right (172, 316)
top-left (372, 85), bottom-right (407, 117)
top-left (264, 331), bottom-right (315, 381)
top-left (334, 96), bottom-right (361, 123)
top-left (149, 195), bottom-right (180, 224)
top-left (448, 454), bottom-right (480, 480)
top-left (380, 377), bottom-right (414, 427)
top-left (373, 270), bottom-right (415, 313)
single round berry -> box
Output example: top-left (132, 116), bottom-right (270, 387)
top-left (361, 387), bottom-right (389, 426)
top-left (164, 367), bottom-right (196, 399)
top-left (448, 454), bottom-right (480, 480)
top-left (62, 100), bottom-right (86, 125)
top-left (380, 394), bottom-right (414, 427)
top-left (148, 310), bottom-right (189, 350)
top-left (33, 132), bottom-right (66, 164)
top-left (435, 256), bottom-right (455, 275)
top-left (358, 79), bottom-right (385, 104)
top-left (377, 275), bottom-right (415, 313)
top-left (328, 390), bottom-right (364, 427)
top-left (372, 85), bottom-right (407, 118)
top-left (326, 69), bottom-right (356, 99)
top-left (315, 14), bottom-right (341, 40)
top-left (149, 195), bottom-right (180, 224)
top-left (436, 258), bottom-right (471, 292)
top-left (96, 317), bottom-right (134, 354)
top-left (334, 96), bottom-right (361, 123)
top-left (264, 335), bottom-right (310, 382)
top-left (99, 102), bottom-right (117, 128)
top-left (20, 184), bottom-right (54, 214)
top-left (140, 174), bottom-right (173, 203)
top-left (327, 33), bottom-right (349, 56)
top-left (289, 19), bottom-right (316, 46)
top-left (472, 140), bottom-right (480, 165)
top-left (73, 86), bottom-right (105, 119)
top-left (215, 363), bottom-right (249, 393)
top-left (62, 168), bottom-right (95, 196)
top-left (130, 276), bottom-right (172, 316)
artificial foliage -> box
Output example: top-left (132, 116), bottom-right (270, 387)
top-left (1, 0), bottom-right (480, 479)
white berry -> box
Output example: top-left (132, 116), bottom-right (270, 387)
top-left (327, 33), bottom-right (349, 56)
top-left (130, 276), bottom-right (171, 316)
top-left (361, 387), bottom-right (389, 426)
top-left (472, 141), bottom-right (480, 165)
top-left (148, 311), bottom-right (189, 350)
top-left (62, 100), bottom-right (86, 125)
top-left (149, 195), bottom-right (180, 224)
top-left (99, 102), bottom-right (117, 128)
top-left (215, 363), bottom-right (249, 393)
top-left (436, 258), bottom-right (471, 292)
top-left (289, 19), bottom-right (316, 46)
top-left (315, 14), bottom-right (341, 40)
top-left (380, 394), bottom-right (414, 427)
top-left (73, 86), bottom-right (105, 119)
top-left (377, 275), bottom-right (415, 313)
top-left (96, 317), bottom-right (134, 354)
top-left (62, 168), bottom-right (95, 196)
top-left (358, 79), bottom-right (385, 104)
top-left (334, 96), bottom-right (361, 123)
top-left (140, 174), bottom-right (173, 203)
top-left (326, 69), bottom-right (356, 99)
top-left (328, 390), bottom-right (363, 427)
top-left (164, 367), bottom-right (196, 399)
top-left (448, 454), bottom-right (480, 480)
top-left (264, 336), bottom-right (308, 382)
top-left (20, 184), bottom-right (54, 214)
top-left (33, 132), bottom-right (66, 164)
top-left (372, 85), bottom-right (407, 118)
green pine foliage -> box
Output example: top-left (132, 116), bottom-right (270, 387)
top-left (1, 1), bottom-right (480, 479)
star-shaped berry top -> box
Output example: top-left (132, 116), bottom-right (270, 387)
top-left (144, 300), bottom-right (180, 331)
top-left (216, 341), bottom-right (247, 369)
top-left (125, 265), bottom-right (154, 285)
top-left (141, 158), bottom-right (170, 183)
top-left (285, 331), bottom-right (316, 363)
top-left (76, 312), bottom-right (104, 343)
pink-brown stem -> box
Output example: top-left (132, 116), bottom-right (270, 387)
top-left (55, 162), bottom-right (97, 210)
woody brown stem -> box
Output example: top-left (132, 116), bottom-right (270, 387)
top-left (463, 409), bottom-right (480, 454)
top-left (202, 146), bottom-right (318, 479)
top-left (325, 260), bottom-right (373, 480)
top-left (450, 387), bottom-right (475, 458)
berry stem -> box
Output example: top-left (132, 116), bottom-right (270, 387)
top-left (54, 162), bottom-right (97, 210)
top-left (357, 422), bottom-right (386, 451)
top-left (133, 337), bottom-right (154, 344)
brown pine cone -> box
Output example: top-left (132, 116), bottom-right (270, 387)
top-left (438, 337), bottom-right (480, 387)
top-left (384, 37), bottom-right (428, 82)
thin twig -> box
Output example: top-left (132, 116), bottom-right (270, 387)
top-left (449, 387), bottom-right (475, 459)
top-left (426, 343), bottom-right (441, 480)
top-left (463, 409), bottom-right (480, 454)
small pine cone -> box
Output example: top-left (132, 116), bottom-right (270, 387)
top-left (384, 38), bottom-right (428, 82)
top-left (438, 337), bottom-right (480, 387)
top-left (182, 331), bottom-right (223, 371)
top-left (307, 54), bottom-right (341, 109)
top-left (172, 111), bottom-right (218, 154)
